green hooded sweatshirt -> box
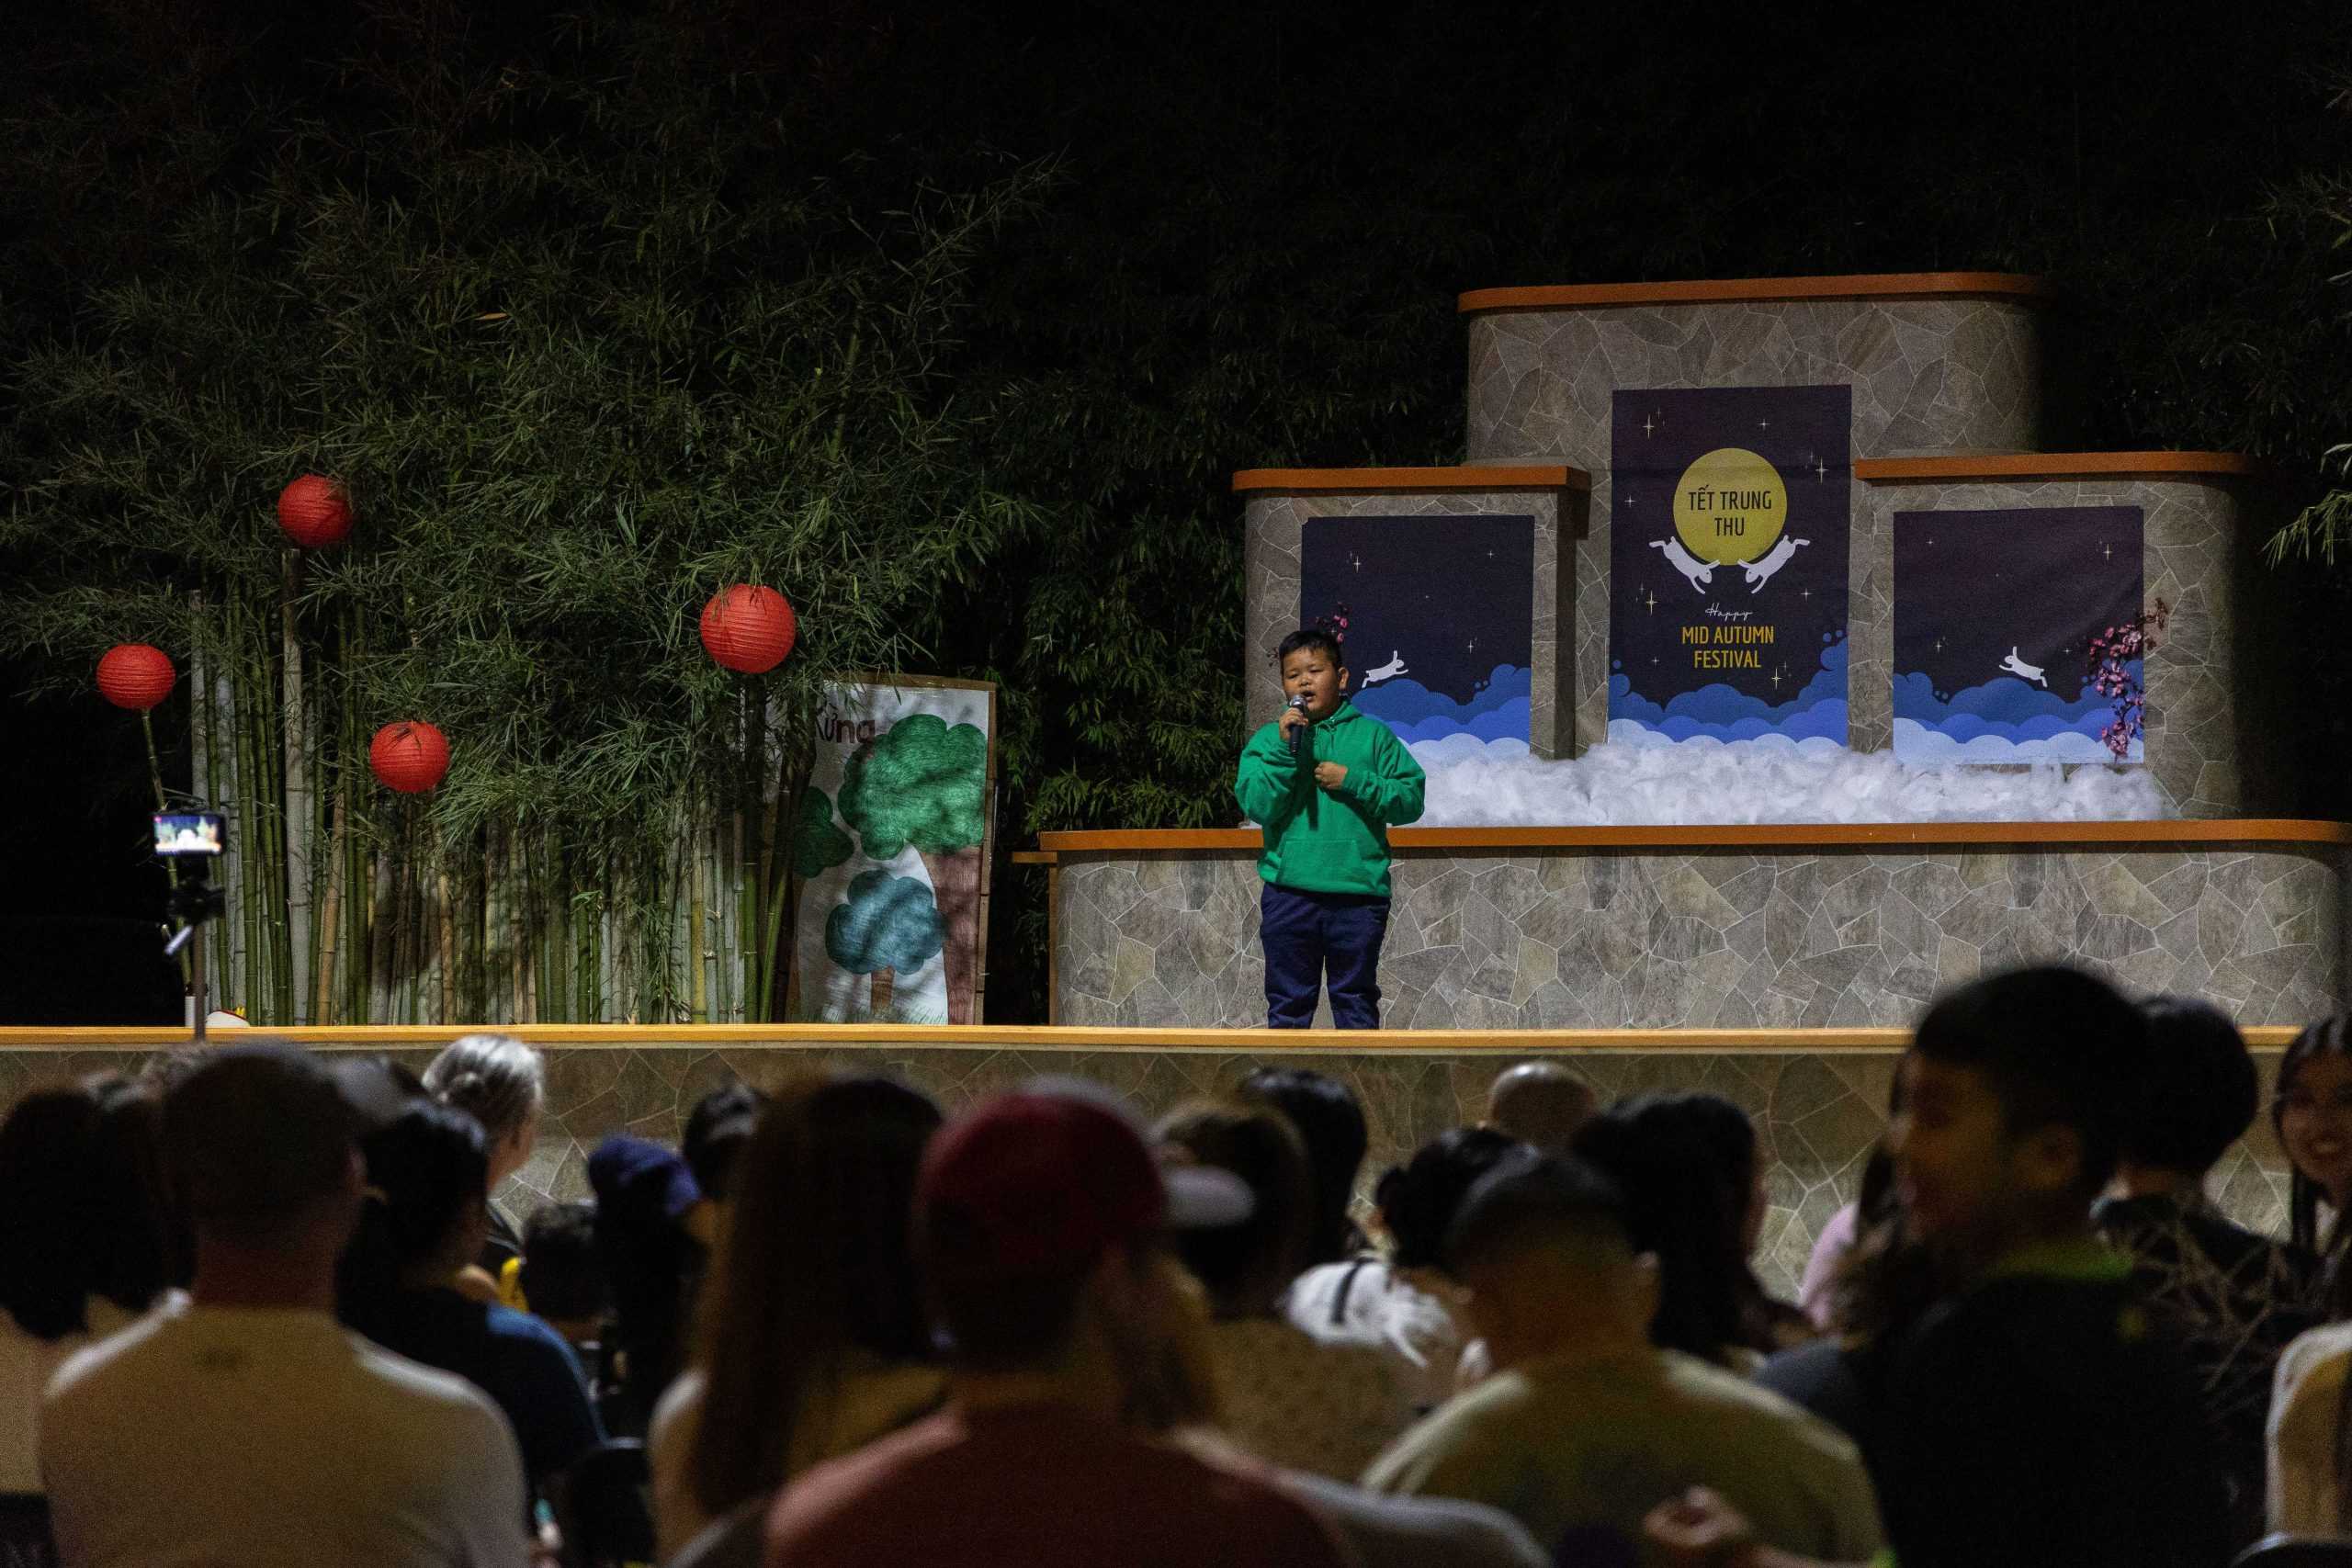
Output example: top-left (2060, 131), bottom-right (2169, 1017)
top-left (1233, 700), bottom-right (1427, 897)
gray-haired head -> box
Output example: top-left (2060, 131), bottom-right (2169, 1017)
top-left (423, 1033), bottom-right (545, 1146)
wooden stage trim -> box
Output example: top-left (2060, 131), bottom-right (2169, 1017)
top-left (1231, 465), bottom-right (1589, 494)
top-left (1858, 452), bottom-right (2260, 482)
top-left (1035, 819), bottom-right (2352, 855)
top-left (1458, 273), bottom-right (2049, 313)
top-left (0, 1024), bottom-right (2301, 1052)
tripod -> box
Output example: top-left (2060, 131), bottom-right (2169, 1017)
top-left (163, 862), bottom-right (228, 1044)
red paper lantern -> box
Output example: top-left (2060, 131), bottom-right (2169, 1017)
top-left (369, 720), bottom-right (450, 794)
top-left (277, 474), bottom-right (354, 549)
top-left (96, 644), bottom-right (176, 711)
top-left (698, 585), bottom-right (797, 674)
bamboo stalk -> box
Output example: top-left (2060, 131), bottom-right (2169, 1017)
top-left (281, 552), bottom-right (313, 1022)
top-left (437, 858), bottom-right (456, 1026)
top-left (314, 785), bottom-right (347, 1023)
top-left (232, 604), bottom-right (262, 1020)
top-left (257, 649), bottom-right (291, 1023)
top-left (688, 809), bottom-right (709, 1025)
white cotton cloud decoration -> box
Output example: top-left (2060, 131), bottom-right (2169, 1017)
top-left (1403, 733), bottom-right (2169, 827)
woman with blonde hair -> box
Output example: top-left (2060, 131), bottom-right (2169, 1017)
top-left (650, 1075), bottom-right (945, 1561)
top-left (423, 1032), bottom-right (546, 1272)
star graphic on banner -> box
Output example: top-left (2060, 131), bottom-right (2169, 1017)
top-left (1770, 664), bottom-right (1786, 692)
top-left (1800, 588), bottom-right (1812, 602)
top-left (1758, 418), bottom-right (1771, 430)
top-left (1814, 457), bottom-right (1827, 481)
top-left (2102, 541), bottom-right (2112, 561)
top-left (1644, 412), bottom-right (1659, 437)
top-left (1644, 588), bottom-right (1658, 615)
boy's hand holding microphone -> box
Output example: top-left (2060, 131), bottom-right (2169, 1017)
top-left (1281, 695), bottom-right (1347, 791)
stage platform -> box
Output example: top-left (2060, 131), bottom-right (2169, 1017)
top-left (0, 1019), bottom-right (2303, 1296)
top-left (1034, 821), bottom-right (2352, 1034)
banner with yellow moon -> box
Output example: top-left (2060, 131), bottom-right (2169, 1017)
top-left (1609, 386), bottom-right (1852, 749)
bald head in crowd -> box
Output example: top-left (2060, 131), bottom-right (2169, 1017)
top-left (1485, 1064), bottom-right (1595, 1155)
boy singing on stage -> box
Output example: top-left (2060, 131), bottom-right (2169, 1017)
top-left (1234, 628), bottom-right (1426, 1029)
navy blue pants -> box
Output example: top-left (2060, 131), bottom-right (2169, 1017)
top-left (1261, 882), bottom-right (1391, 1029)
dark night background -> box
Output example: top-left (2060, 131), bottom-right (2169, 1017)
top-left (1611, 385), bottom-right (1851, 710)
top-left (6, 0), bottom-right (2352, 1022)
top-left (1299, 514), bottom-right (1534, 709)
top-left (1894, 506), bottom-right (2143, 707)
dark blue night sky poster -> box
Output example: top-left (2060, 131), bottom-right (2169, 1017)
top-left (1609, 386), bottom-right (1852, 749)
top-left (1893, 505), bottom-right (2145, 763)
top-left (1297, 513), bottom-right (1535, 754)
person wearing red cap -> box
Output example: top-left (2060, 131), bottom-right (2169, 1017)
top-left (760, 1082), bottom-right (1350, 1568)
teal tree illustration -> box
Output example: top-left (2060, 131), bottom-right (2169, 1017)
top-left (837, 715), bottom-right (989, 1021)
top-left (824, 868), bottom-right (946, 1019)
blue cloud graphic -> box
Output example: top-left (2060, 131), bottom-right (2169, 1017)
top-left (1610, 639), bottom-right (1849, 744)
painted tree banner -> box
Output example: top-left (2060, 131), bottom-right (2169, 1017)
top-left (1893, 505), bottom-right (2147, 763)
top-left (790, 678), bottom-right (997, 1023)
top-left (1298, 513), bottom-right (1536, 761)
top-left (1609, 385), bottom-right (1852, 750)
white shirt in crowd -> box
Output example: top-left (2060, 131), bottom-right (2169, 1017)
top-left (0, 1295), bottom-right (141, 1493)
top-left (1284, 1257), bottom-right (1471, 1413)
top-left (40, 1296), bottom-right (530, 1568)
top-left (2269, 1318), bottom-right (2352, 1534)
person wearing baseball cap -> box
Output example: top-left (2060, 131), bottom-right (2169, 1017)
top-left (761, 1080), bottom-right (1348, 1568)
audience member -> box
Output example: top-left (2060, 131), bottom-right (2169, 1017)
top-left (338, 1098), bottom-right (603, 1505)
top-left (42, 1044), bottom-right (528, 1567)
top-left (760, 1082), bottom-right (1350, 1568)
top-left (2092, 995), bottom-right (2324, 1542)
top-left (1483, 1063), bottom-right (1594, 1154)
top-left (1793, 1150), bottom-right (1884, 1330)
top-left (1284, 1126), bottom-right (1522, 1411)
top-left (423, 1032), bottom-right (547, 1274)
top-left (1872, 966), bottom-right (2230, 1568)
top-left (2275, 1015), bottom-right (2352, 1258)
top-left (517, 1201), bottom-right (609, 1356)
top-left (1157, 1100), bottom-right (1413, 1479)
top-left (1363, 1153), bottom-right (1882, 1563)
top-left (588, 1134), bottom-right (704, 1438)
top-left (0, 1077), bottom-right (173, 1494)
top-left (1752, 1144), bottom-right (1935, 1484)
top-left (1573, 1092), bottom-right (1807, 1369)
top-left (1238, 1067), bottom-right (1369, 1268)
top-left (650, 1077), bottom-right (945, 1561)
top-left (683, 1081), bottom-right (768, 1207)
top-left (2264, 1251), bottom-right (2352, 1534)
top-left (1088, 1199), bottom-right (1552, 1568)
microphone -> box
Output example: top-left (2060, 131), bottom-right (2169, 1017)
top-left (1286, 693), bottom-right (1309, 757)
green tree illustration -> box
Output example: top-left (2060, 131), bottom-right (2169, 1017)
top-left (824, 869), bottom-right (946, 1020)
top-left (837, 716), bottom-right (989, 859)
top-left (837, 715), bottom-right (989, 1021)
top-left (791, 786), bottom-right (855, 882)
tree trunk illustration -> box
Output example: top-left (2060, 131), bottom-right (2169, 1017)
top-left (920, 849), bottom-right (982, 1024)
top-left (871, 965), bottom-right (895, 1018)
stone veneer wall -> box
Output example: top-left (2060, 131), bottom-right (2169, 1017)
top-left (1852, 475), bottom-right (2252, 814)
top-left (1057, 844), bottom-right (2342, 1032)
top-left (1463, 296), bottom-right (2041, 753)
top-left (1240, 487), bottom-right (1578, 751)
top-left (0, 1039), bottom-right (2299, 1299)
